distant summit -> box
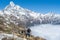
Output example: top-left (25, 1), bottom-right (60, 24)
top-left (10, 1), bottom-right (15, 7)
top-left (0, 1), bottom-right (60, 27)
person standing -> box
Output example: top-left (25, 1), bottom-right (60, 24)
top-left (26, 28), bottom-right (31, 37)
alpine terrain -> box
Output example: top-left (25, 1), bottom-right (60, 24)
top-left (0, 1), bottom-right (60, 40)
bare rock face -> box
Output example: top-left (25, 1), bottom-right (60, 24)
top-left (24, 36), bottom-right (46, 40)
top-left (34, 37), bottom-right (46, 40)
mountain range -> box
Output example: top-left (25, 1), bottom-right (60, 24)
top-left (0, 1), bottom-right (60, 27)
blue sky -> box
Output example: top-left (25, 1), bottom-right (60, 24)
top-left (0, 0), bottom-right (60, 14)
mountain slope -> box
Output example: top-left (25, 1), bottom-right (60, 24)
top-left (0, 1), bottom-right (60, 27)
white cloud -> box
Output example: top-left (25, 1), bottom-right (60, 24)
top-left (30, 24), bottom-right (60, 40)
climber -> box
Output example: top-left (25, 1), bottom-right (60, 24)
top-left (26, 28), bottom-right (31, 37)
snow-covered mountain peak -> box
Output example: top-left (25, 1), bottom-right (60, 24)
top-left (4, 1), bottom-right (25, 15)
top-left (5, 1), bottom-right (22, 10)
top-left (10, 1), bottom-right (15, 7)
top-left (3, 1), bottom-right (40, 19)
top-left (0, 1), bottom-right (60, 26)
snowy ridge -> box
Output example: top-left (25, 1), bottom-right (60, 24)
top-left (0, 1), bottom-right (60, 27)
